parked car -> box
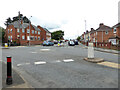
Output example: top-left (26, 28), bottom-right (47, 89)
top-left (43, 41), bottom-right (54, 46)
top-left (53, 40), bottom-right (58, 44)
top-left (74, 40), bottom-right (79, 45)
top-left (68, 41), bottom-right (75, 46)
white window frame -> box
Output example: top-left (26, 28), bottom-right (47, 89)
top-left (27, 29), bottom-right (30, 33)
top-left (11, 36), bottom-right (12, 40)
top-left (105, 31), bottom-right (108, 34)
top-left (8, 36), bottom-right (11, 40)
top-left (30, 36), bottom-right (34, 41)
top-left (22, 35), bottom-right (25, 40)
top-left (10, 29), bottom-right (12, 33)
top-left (38, 31), bottom-right (40, 35)
top-left (35, 31), bottom-right (37, 34)
top-left (38, 36), bottom-right (40, 40)
top-left (17, 29), bottom-right (19, 33)
top-left (35, 36), bottom-right (37, 40)
top-left (8, 29), bottom-right (9, 33)
top-left (113, 28), bottom-right (117, 33)
top-left (22, 29), bottom-right (25, 33)
top-left (32, 30), bottom-right (34, 34)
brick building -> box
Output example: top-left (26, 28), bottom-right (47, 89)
top-left (4, 20), bottom-right (49, 45)
top-left (80, 23), bottom-right (120, 45)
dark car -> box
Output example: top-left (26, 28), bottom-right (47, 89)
top-left (43, 41), bottom-right (54, 46)
top-left (74, 40), bottom-right (79, 45)
top-left (53, 40), bottom-right (58, 44)
top-left (68, 41), bottom-right (75, 46)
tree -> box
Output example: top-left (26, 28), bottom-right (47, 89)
top-left (77, 36), bottom-right (81, 41)
top-left (51, 30), bottom-right (64, 40)
top-left (4, 13), bottom-right (30, 27)
top-left (0, 26), bottom-right (5, 43)
top-left (4, 17), bottom-right (12, 27)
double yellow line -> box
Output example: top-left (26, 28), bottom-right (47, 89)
top-left (97, 61), bottom-right (120, 69)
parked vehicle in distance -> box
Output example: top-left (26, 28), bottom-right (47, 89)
top-left (74, 40), bottom-right (79, 45)
top-left (53, 40), bottom-right (58, 44)
top-left (68, 41), bottom-right (75, 46)
top-left (43, 41), bottom-right (54, 46)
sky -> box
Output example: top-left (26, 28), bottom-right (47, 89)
top-left (0, 0), bottom-right (119, 39)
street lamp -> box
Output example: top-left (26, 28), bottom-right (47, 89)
top-left (29, 16), bottom-right (32, 46)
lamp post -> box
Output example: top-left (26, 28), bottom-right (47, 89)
top-left (29, 16), bottom-right (32, 46)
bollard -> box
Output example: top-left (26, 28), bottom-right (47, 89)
top-left (88, 42), bottom-right (94, 59)
top-left (6, 56), bottom-right (13, 85)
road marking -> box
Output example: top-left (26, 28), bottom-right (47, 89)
top-left (63, 59), bottom-right (74, 62)
top-left (30, 52), bottom-right (37, 53)
top-left (55, 60), bottom-right (61, 62)
top-left (17, 63), bottom-right (30, 67)
top-left (97, 61), bottom-right (120, 69)
top-left (40, 49), bottom-right (50, 51)
top-left (34, 61), bottom-right (46, 65)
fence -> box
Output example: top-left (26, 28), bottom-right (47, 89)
top-left (80, 41), bottom-right (119, 50)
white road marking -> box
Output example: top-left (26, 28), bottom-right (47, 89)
top-left (34, 61), bottom-right (46, 65)
top-left (40, 49), bottom-right (50, 51)
top-left (55, 60), bottom-right (61, 62)
top-left (63, 59), bottom-right (74, 62)
top-left (31, 52), bottom-right (37, 53)
top-left (17, 64), bottom-right (22, 67)
top-left (17, 63), bottom-right (30, 67)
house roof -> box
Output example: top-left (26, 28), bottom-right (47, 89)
top-left (43, 28), bottom-right (51, 33)
top-left (10, 21), bottom-right (41, 31)
top-left (96, 24), bottom-right (112, 32)
top-left (112, 23), bottom-right (120, 28)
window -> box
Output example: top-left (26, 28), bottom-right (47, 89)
top-left (38, 31), bottom-right (40, 35)
top-left (113, 28), bottom-right (117, 33)
top-left (22, 35), bottom-right (25, 40)
top-left (35, 31), bottom-right (37, 34)
top-left (32, 30), bottom-right (34, 34)
top-left (11, 36), bottom-right (12, 40)
top-left (17, 29), bottom-right (19, 33)
top-left (8, 36), bottom-right (11, 40)
top-left (10, 29), bottom-right (12, 33)
top-left (38, 36), bottom-right (40, 40)
top-left (30, 36), bottom-right (34, 40)
top-left (105, 31), bottom-right (108, 34)
top-left (8, 29), bottom-right (9, 33)
top-left (22, 29), bottom-right (25, 33)
top-left (17, 35), bottom-right (20, 39)
top-left (35, 36), bottom-right (37, 40)
top-left (27, 36), bottom-right (30, 40)
top-left (96, 32), bottom-right (97, 35)
top-left (27, 29), bottom-right (30, 33)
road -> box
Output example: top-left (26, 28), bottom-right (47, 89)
top-left (2, 43), bottom-right (119, 88)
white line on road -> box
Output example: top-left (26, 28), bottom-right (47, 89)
top-left (34, 61), bottom-right (46, 65)
top-left (55, 60), bottom-right (61, 62)
top-left (40, 49), bottom-right (50, 51)
top-left (30, 52), bottom-right (37, 53)
top-left (17, 63), bottom-right (30, 67)
top-left (63, 59), bottom-right (74, 62)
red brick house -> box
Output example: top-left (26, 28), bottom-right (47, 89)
top-left (95, 23), bottom-right (113, 43)
top-left (5, 21), bottom-right (42, 45)
top-left (109, 23), bottom-right (120, 45)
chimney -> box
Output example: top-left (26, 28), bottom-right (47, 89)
top-left (91, 28), bottom-right (94, 31)
top-left (99, 23), bottom-right (104, 27)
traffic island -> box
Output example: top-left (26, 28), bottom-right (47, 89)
top-left (84, 58), bottom-right (104, 63)
top-left (84, 42), bottom-right (104, 63)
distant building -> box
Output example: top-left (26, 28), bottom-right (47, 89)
top-left (4, 20), bottom-right (51, 45)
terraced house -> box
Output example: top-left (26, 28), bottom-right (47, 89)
top-left (4, 20), bottom-right (51, 46)
top-left (81, 23), bottom-right (120, 45)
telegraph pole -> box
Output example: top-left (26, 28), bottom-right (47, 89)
top-left (18, 11), bottom-right (21, 46)
top-left (29, 16), bottom-right (32, 46)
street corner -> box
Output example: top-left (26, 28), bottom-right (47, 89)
top-left (83, 58), bottom-right (104, 63)
top-left (2, 62), bottom-right (28, 89)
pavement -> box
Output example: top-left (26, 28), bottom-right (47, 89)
top-left (0, 61), bottom-right (33, 89)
